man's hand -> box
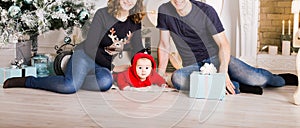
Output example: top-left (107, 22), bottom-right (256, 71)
top-left (225, 73), bottom-right (235, 95)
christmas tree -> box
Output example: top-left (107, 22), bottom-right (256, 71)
top-left (0, 0), bottom-right (94, 45)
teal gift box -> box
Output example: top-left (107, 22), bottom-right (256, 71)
top-left (189, 72), bottom-right (226, 100)
top-left (23, 66), bottom-right (37, 78)
top-left (0, 66), bottom-right (37, 84)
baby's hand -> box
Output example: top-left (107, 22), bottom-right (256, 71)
top-left (123, 86), bottom-right (150, 91)
top-left (132, 86), bottom-right (151, 91)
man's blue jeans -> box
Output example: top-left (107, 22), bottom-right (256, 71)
top-left (171, 56), bottom-right (285, 93)
top-left (25, 49), bottom-right (113, 94)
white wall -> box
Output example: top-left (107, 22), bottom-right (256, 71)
top-left (219, 0), bottom-right (239, 57)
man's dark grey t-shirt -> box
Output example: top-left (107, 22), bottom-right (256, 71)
top-left (157, 0), bottom-right (224, 66)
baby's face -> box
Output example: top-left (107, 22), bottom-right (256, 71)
top-left (136, 58), bottom-right (152, 81)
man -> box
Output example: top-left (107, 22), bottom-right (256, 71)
top-left (156, 0), bottom-right (289, 95)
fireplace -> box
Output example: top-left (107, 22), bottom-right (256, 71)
top-left (291, 0), bottom-right (300, 105)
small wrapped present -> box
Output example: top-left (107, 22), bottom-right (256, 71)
top-left (23, 66), bottom-right (37, 78)
top-left (189, 71), bottom-right (226, 100)
top-left (0, 66), bottom-right (37, 84)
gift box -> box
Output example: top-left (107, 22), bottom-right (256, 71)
top-left (189, 72), bottom-right (226, 100)
top-left (23, 66), bottom-right (37, 78)
top-left (0, 66), bottom-right (37, 84)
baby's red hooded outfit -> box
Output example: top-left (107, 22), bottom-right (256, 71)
top-left (114, 53), bottom-right (166, 90)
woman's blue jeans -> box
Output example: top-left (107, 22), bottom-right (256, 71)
top-left (25, 49), bottom-right (113, 94)
top-left (171, 56), bottom-right (285, 92)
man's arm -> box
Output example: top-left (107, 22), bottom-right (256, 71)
top-left (212, 32), bottom-right (230, 73)
top-left (157, 30), bottom-right (171, 76)
top-left (212, 31), bottom-right (236, 94)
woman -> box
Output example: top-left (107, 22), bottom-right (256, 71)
top-left (3, 0), bottom-right (145, 94)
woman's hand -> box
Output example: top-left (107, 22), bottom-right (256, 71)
top-left (113, 65), bottom-right (130, 72)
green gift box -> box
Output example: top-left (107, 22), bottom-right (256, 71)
top-left (189, 72), bottom-right (226, 100)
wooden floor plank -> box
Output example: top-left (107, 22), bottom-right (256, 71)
top-left (0, 86), bottom-right (299, 128)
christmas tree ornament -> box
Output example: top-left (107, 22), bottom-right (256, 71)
top-left (64, 36), bottom-right (72, 44)
top-left (56, 6), bottom-right (66, 14)
top-left (78, 9), bottom-right (89, 22)
top-left (23, 0), bottom-right (33, 5)
top-left (8, 4), bottom-right (21, 19)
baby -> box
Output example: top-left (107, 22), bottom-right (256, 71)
top-left (114, 49), bottom-right (166, 90)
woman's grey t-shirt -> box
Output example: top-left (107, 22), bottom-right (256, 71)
top-left (77, 7), bottom-right (143, 70)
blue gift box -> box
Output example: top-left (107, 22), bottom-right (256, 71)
top-left (189, 72), bottom-right (226, 100)
top-left (23, 66), bottom-right (37, 78)
top-left (0, 66), bottom-right (37, 84)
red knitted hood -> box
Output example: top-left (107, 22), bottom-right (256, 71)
top-left (128, 52), bottom-right (156, 87)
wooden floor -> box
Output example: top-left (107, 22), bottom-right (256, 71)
top-left (0, 86), bottom-right (300, 128)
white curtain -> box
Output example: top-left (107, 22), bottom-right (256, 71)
top-left (220, 0), bottom-right (259, 65)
